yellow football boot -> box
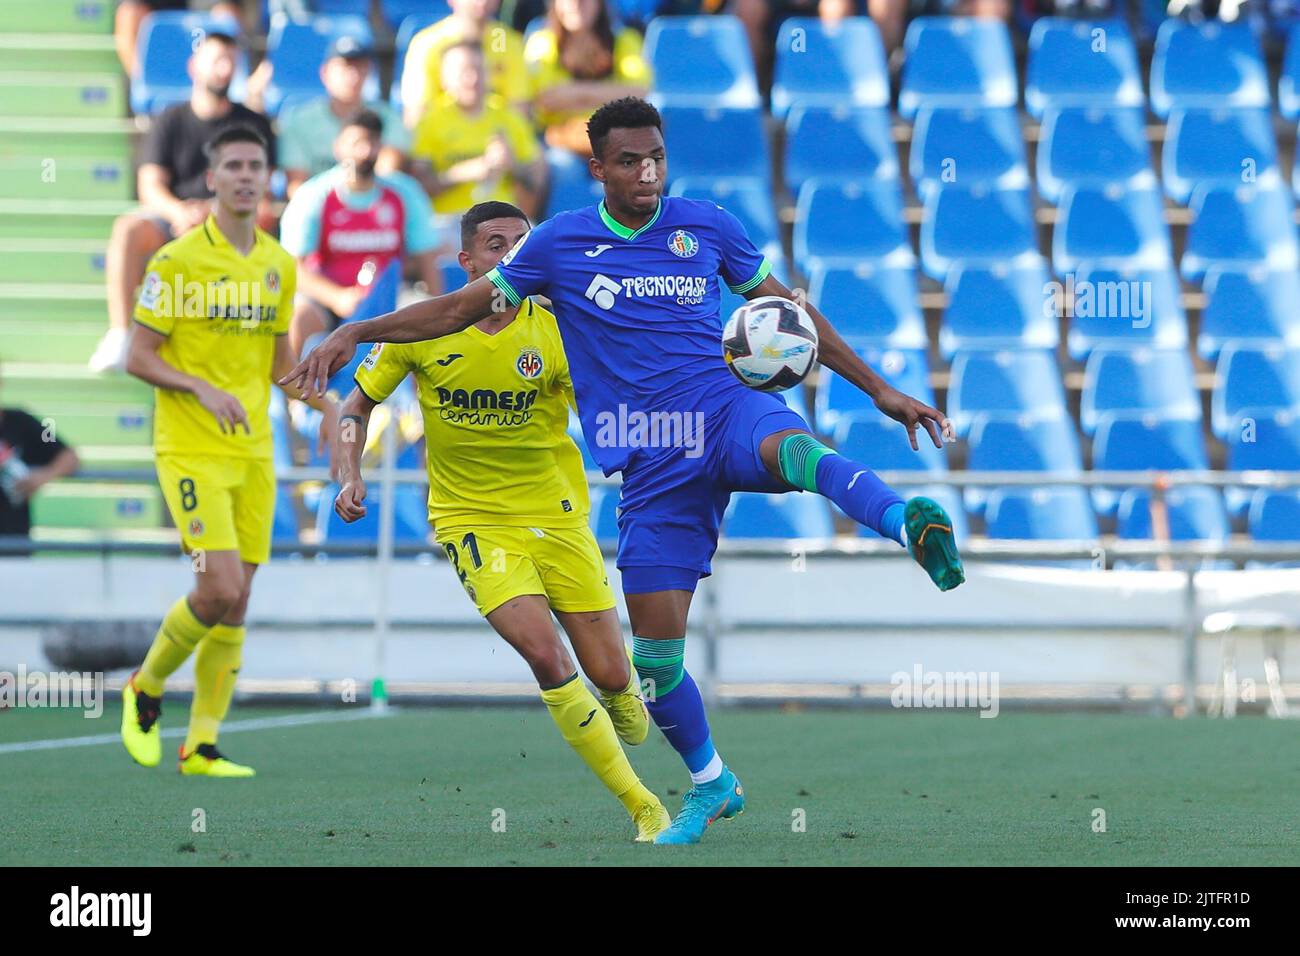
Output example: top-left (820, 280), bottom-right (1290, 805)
top-left (632, 798), bottom-right (672, 844)
top-left (178, 743), bottom-right (256, 778)
top-left (600, 647), bottom-right (650, 745)
top-left (120, 672), bottom-right (162, 768)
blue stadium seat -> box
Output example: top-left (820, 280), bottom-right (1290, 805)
top-left (1226, 408), bottom-right (1300, 470)
top-left (131, 11), bottom-right (246, 114)
top-left (1116, 486), bottom-right (1229, 543)
top-left (543, 147), bottom-right (603, 219)
top-left (1036, 107), bottom-right (1153, 205)
top-left (1211, 345), bottom-right (1300, 439)
top-left (1091, 412), bottom-right (1209, 517)
top-left (264, 15), bottom-right (378, 116)
top-left (669, 177), bottom-right (780, 257)
top-left (940, 259), bottom-right (1058, 358)
top-left (643, 15), bottom-right (759, 108)
top-left (984, 487), bottom-right (1098, 540)
top-left (589, 485), bottom-right (621, 545)
top-left (947, 350), bottom-right (1068, 438)
top-left (1199, 266), bottom-right (1300, 360)
top-left (1149, 19), bottom-right (1269, 119)
top-left (437, 255), bottom-right (466, 294)
top-left (721, 492), bottom-right (834, 539)
top-left (1025, 18), bottom-right (1144, 119)
top-left (390, 11), bottom-right (442, 108)
top-left (965, 412), bottom-right (1081, 515)
top-left (308, 0), bottom-right (372, 14)
top-left (919, 185), bottom-right (1036, 281)
top-left (272, 485), bottom-right (299, 543)
top-left (395, 435), bottom-right (425, 470)
top-left (783, 105), bottom-right (895, 196)
top-left (816, 347), bottom-right (931, 434)
top-left (381, 0), bottom-right (449, 30)
top-left (1280, 23), bottom-right (1300, 120)
top-left (1066, 264), bottom-right (1188, 360)
top-left (1249, 489), bottom-right (1300, 542)
top-left (315, 483), bottom-right (431, 543)
top-left (1182, 183), bottom-right (1300, 281)
top-left (1052, 184), bottom-right (1171, 274)
top-left (659, 105), bottom-right (769, 187)
top-left (1080, 348), bottom-right (1201, 436)
top-left (909, 107), bottom-right (1027, 198)
top-left (1162, 108), bottom-right (1279, 205)
top-left (794, 179), bottom-right (911, 273)
top-left (771, 16), bottom-right (889, 119)
top-left (832, 413), bottom-right (947, 474)
top-left (898, 16), bottom-right (1017, 120)
top-left (807, 264), bottom-right (925, 351)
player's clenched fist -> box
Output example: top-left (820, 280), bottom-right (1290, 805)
top-left (334, 479), bottom-right (368, 523)
top-left (194, 381), bottom-right (250, 434)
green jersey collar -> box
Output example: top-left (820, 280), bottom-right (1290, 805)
top-left (599, 198), bottom-right (662, 241)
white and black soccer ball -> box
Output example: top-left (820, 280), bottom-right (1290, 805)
top-left (721, 295), bottom-right (819, 392)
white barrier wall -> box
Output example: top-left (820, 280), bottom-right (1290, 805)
top-left (2, 557), bottom-right (1297, 690)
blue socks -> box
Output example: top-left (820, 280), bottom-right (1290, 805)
top-left (778, 433), bottom-right (906, 546)
top-left (632, 636), bottom-right (723, 784)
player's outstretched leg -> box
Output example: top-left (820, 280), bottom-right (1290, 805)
top-left (178, 622), bottom-right (255, 778)
top-left (769, 431), bottom-right (965, 592)
top-left (556, 610), bottom-right (649, 746)
top-left (490, 596), bottom-right (668, 842)
top-left (121, 596), bottom-right (213, 767)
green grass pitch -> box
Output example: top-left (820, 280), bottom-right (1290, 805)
top-left (2, 701), bottom-right (1297, 866)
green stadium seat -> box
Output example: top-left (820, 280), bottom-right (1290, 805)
top-left (31, 483), bottom-right (163, 530)
top-left (0, 200), bottom-right (130, 239)
top-left (0, 34), bottom-right (119, 73)
top-left (0, 157), bottom-right (131, 200)
top-left (0, 120), bottom-right (134, 162)
top-left (0, 363), bottom-right (153, 405)
top-left (0, 73), bottom-right (126, 119)
top-left (0, 241), bottom-right (108, 284)
top-left (0, 0), bottom-right (114, 34)
top-left (20, 404), bottom-right (153, 447)
top-left (0, 322), bottom-right (105, 363)
top-left (0, 289), bottom-right (107, 324)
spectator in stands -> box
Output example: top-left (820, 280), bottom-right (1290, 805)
top-left (280, 110), bottom-right (443, 358)
top-left (526, 0), bottom-right (652, 158)
top-left (410, 41), bottom-right (547, 219)
top-left (114, 0), bottom-right (242, 78)
top-left (733, 1), bottom-right (909, 80)
top-left (90, 30), bottom-right (276, 373)
top-left (499, 0), bottom-right (551, 30)
top-left (0, 364), bottom-right (80, 541)
top-left (272, 37), bottom-right (409, 198)
top-left (399, 0), bottom-right (533, 129)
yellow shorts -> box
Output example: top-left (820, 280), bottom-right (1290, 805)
top-left (435, 523), bottom-right (615, 617)
top-left (156, 454), bottom-right (276, 565)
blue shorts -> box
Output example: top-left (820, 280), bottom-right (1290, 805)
top-left (615, 386), bottom-right (809, 593)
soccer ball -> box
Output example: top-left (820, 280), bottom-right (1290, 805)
top-left (721, 295), bottom-right (819, 391)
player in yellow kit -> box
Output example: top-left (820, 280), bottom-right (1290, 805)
top-left (334, 201), bottom-right (668, 842)
top-left (120, 125), bottom-right (339, 777)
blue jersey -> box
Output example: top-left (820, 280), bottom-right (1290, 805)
top-left (486, 196), bottom-right (772, 473)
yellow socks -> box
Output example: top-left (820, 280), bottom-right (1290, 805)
top-left (136, 597), bottom-right (212, 697)
top-left (541, 674), bottom-right (656, 814)
top-left (184, 623), bottom-right (245, 754)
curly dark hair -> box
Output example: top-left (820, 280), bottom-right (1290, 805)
top-left (586, 96), bottom-right (662, 161)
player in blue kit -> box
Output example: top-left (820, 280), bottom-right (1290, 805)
top-left (283, 97), bottom-right (964, 846)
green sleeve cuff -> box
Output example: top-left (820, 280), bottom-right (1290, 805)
top-left (486, 267), bottom-right (522, 307)
top-left (727, 257), bottom-right (772, 295)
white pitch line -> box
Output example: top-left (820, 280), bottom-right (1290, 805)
top-left (0, 708), bottom-right (385, 755)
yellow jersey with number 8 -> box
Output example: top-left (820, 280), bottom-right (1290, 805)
top-left (132, 215), bottom-right (295, 460)
top-left (353, 297), bottom-right (589, 531)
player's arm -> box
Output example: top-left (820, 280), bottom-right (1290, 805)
top-left (332, 387), bottom-right (379, 523)
top-left (272, 334), bottom-right (340, 473)
top-left (279, 277), bottom-right (499, 397)
top-left (745, 272), bottom-right (946, 451)
top-left (125, 322), bottom-right (251, 434)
